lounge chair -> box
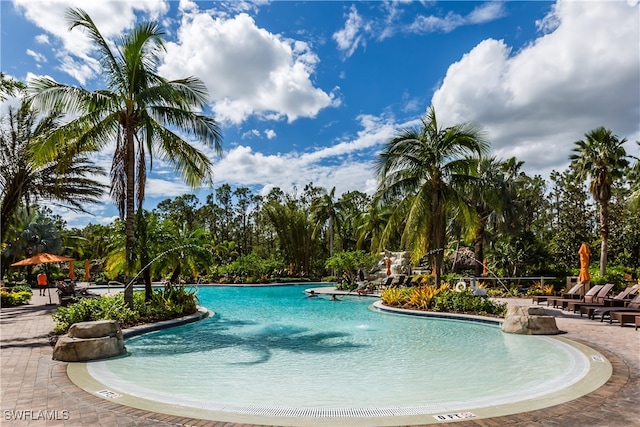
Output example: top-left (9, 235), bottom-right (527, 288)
top-left (545, 283), bottom-right (584, 307)
top-left (566, 283), bottom-right (614, 313)
top-left (56, 282), bottom-right (99, 306)
top-left (378, 277), bottom-right (393, 290)
top-left (550, 283), bottom-right (597, 309)
top-left (579, 284), bottom-right (639, 317)
top-left (609, 311), bottom-right (640, 328)
top-left (389, 275), bottom-right (406, 289)
top-left (592, 294), bottom-right (640, 322)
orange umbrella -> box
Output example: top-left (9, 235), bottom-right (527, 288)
top-left (11, 253), bottom-right (75, 266)
top-left (578, 243), bottom-right (590, 284)
top-left (482, 258), bottom-right (488, 277)
top-left (85, 259), bottom-right (91, 280)
top-left (68, 261), bottom-right (75, 279)
top-left (385, 257), bottom-right (392, 276)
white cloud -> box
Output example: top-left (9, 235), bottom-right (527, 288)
top-left (144, 177), bottom-right (191, 198)
top-left (467, 2), bottom-right (506, 25)
top-left (432, 0), bottom-right (640, 177)
top-left (26, 49), bottom-right (47, 64)
top-left (264, 129), bottom-right (276, 139)
top-left (158, 9), bottom-right (339, 124)
top-left (333, 5), bottom-right (368, 58)
top-left (14, 0), bottom-right (169, 84)
top-left (210, 113), bottom-right (403, 196)
top-left (408, 1), bottom-right (505, 34)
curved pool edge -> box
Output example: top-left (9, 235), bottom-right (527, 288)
top-left (65, 300), bottom-right (613, 426)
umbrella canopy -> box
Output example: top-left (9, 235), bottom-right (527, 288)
top-left (578, 243), bottom-right (591, 284)
top-left (11, 253), bottom-right (76, 267)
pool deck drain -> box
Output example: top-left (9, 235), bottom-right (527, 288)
top-left (1, 292), bottom-right (639, 426)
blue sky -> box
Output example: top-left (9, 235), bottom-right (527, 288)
top-left (1, 0), bottom-right (639, 228)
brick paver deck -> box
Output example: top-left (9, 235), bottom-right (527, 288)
top-left (1, 293), bottom-right (638, 426)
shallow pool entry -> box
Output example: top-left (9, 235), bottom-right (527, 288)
top-left (86, 285), bottom-right (599, 418)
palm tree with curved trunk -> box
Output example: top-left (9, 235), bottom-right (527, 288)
top-left (28, 8), bottom-right (222, 306)
top-left (374, 106), bottom-right (489, 286)
top-left (570, 127), bottom-right (629, 276)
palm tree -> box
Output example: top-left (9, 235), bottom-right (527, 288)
top-left (28, 8), bottom-right (222, 306)
top-left (374, 106), bottom-right (489, 286)
top-left (463, 156), bottom-right (514, 277)
top-left (570, 127), bottom-right (629, 276)
top-left (310, 186), bottom-right (339, 258)
top-left (2, 208), bottom-right (63, 280)
top-left (0, 72), bottom-right (25, 101)
top-left (0, 98), bottom-right (106, 243)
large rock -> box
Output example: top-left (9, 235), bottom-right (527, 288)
top-left (53, 320), bottom-right (125, 362)
top-left (68, 320), bottom-right (122, 339)
top-left (501, 305), bottom-right (561, 335)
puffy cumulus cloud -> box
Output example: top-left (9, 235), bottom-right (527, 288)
top-left (210, 113), bottom-right (402, 196)
top-left (14, 0), bottom-right (169, 84)
top-left (432, 0), bottom-right (639, 176)
top-left (158, 9), bottom-right (339, 124)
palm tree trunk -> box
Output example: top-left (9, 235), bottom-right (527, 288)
top-left (600, 202), bottom-right (608, 276)
top-left (473, 216), bottom-right (487, 277)
top-left (433, 192), bottom-right (446, 287)
top-left (124, 128), bottom-right (136, 309)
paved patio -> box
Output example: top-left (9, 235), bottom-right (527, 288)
top-left (1, 292), bottom-right (638, 426)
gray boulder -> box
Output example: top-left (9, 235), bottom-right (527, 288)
top-left (53, 320), bottom-right (125, 362)
top-left (501, 305), bottom-right (561, 335)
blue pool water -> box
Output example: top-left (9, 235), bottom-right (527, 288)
top-left (89, 285), bottom-right (590, 414)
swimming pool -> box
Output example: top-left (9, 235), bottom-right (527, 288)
top-left (80, 285), bottom-right (611, 424)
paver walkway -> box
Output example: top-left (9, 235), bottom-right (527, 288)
top-left (1, 292), bottom-right (638, 426)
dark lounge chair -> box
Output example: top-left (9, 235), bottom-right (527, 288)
top-left (545, 283), bottom-right (584, 307)
top-left (56, 281), bottom-right (99, 306)
top-left (566, 283), bottom-right (614, 313)
top-left (550, 283), bottom-right (597, 309)
top-left (609, 311), bottom-right (640, 328)
top-left (378, 276), bottom-right (393, 290)
top-left (579, 284), bottom-right (639, 318)
top-left (389, 275), bottom-right (406, 289)
top-left (592, 294), bottom-right (640, 322)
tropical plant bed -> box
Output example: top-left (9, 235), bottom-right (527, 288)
top-left (51, 285), bottom-right (198, 335)
top-left (381, 285), bottom-right (507, 318)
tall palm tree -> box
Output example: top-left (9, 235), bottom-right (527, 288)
top-left (28, 8), bottom-right (222, 306)
top-left (570, 127), bottom-right (629, 276)
top-left (374, 106), bottom-right (488, 286)
top-left (0, 98), bottom-right (106, 243)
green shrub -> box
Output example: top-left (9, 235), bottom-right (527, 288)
top-left (52, 285), bottom-right (198, 334)
top-left (433, 289), bottom-right (507, 317)
top-left (11, 285), bottom-right (33, 294)
top-left (0, 289), bottom-right (33, 307)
